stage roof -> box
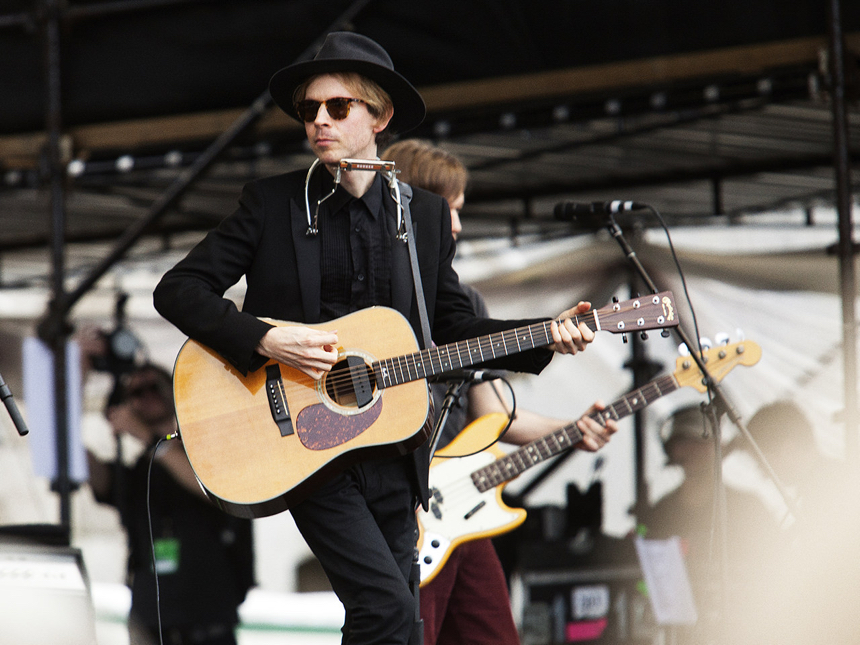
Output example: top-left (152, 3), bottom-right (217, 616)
top-left (0, 0), bottom-right (858, 287)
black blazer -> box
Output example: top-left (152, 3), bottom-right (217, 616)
top-left (154, 170), bottom-right (553, 506)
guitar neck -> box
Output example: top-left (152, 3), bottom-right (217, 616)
top-left (470, 373), bottom-right (680, 493)
top-left (373, 314), bottom-right (597, 389)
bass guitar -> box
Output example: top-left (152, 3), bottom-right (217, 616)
top-left (173, 292), bottom-right (678, 518)
top-left (417, 339), bottom-right (761, 586)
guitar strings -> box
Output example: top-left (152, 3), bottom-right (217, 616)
top-left (428, 377), bottom-right (679, 510)
top-left (316, 322), bottom-right (559, 392)
top-left (305, 300), bottom-right (669, 392)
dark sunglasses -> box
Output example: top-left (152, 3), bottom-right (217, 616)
top-left (127, 382), bottom-right (162, 399)
top-left (294, 97), bottom-right (366, 123)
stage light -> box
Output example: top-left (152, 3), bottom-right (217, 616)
top-left (552, 105), bottom-right (570, 122)
top-left (164, 150), bottom-right (183, 167)
top-left (704, 85), bottom-right (720, 102)
top-left (4, 170), bottom-right (23, 186)
top-left (433, 120), bottom-right (451, 138)
top-left (115, 155), bottom-right (134, 172)
top-left (650, 92), bottom-right (667, 109)
top-left (67, 160), bottom-right (86, 177)
top-left (499, 113), bottom-right (517, 129)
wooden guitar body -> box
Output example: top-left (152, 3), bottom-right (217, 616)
top-left (173, 307), bottom-right (430, 518)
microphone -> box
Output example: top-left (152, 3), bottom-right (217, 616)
top-left (0, 374), bottom-right (29, 436)
top-left (430, 369), bottom-right (505, 384)
top-left (554, 200), bottom-right (648, 221)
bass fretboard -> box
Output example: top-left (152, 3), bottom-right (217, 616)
top-left (470, 373), bottom-right (679, 493)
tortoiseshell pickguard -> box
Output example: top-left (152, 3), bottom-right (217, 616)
top-left (295, 398), bottom-right (384, 450)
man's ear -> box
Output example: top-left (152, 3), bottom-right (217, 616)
top-left (374, 107), bottom-right (394, 134)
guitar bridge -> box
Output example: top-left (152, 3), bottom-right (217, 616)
top-left (266, 365), bottom-right (294, 437)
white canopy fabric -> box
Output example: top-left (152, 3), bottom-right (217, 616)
top-left (455, 222), bottom-right (853, 533)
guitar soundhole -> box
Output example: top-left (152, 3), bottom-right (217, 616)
top-left (325, 357), bottom-right (376, 409)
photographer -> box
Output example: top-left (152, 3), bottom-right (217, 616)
top-left (82, 333), bottom-right (255, 645)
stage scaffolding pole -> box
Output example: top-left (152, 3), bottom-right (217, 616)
top-left (827, 0), bottom-right (858, 464)
top-left (40, 0), bottom-right (73, 532)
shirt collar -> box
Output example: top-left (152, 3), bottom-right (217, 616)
top-left (323, 171), bottom-right (385, 219)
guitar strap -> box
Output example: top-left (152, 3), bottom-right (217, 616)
top-left (389, 179), bottom-right (430, 645)
top-left (394, 181), bottom-right (432, 351)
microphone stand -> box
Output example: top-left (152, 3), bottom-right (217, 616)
top-left (0, 369), bottom-right (29, 436)
top-left (408, 377), bottom-right (469, 645)
top-left (600, 212), bottom-right (800, 641)
top-left (427, 379), bottom-right (470, 461)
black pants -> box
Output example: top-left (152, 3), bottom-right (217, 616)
top-left (291, 456), bottom-right (419, 645)
top-left (128, 613), bottom-right (237, 645)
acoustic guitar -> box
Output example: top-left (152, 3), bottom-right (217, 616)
top-left (173, 292), bottom-right (678, 518)
top-left (417, 339), bottom-right (761, 586)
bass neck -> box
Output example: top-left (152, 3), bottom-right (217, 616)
top-left (471, 373), bottom-right (679, 492)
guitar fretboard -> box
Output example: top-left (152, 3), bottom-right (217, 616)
top-left (369, 291), bottom-right (676, 389)
top-left (470, 373), bottom-right (679, 493)
top-left (372, 315), bottom-right (593, 389)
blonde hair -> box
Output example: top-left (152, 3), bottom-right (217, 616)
top-left (382, 139), bottom-right (468, 203)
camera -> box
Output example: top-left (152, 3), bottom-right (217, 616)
top-left (91, 327), bottom-right (142, 377)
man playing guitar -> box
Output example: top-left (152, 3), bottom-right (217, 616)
top-left (154, 32), bottom-right (613, 645)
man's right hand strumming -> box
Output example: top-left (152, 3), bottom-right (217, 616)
top-left (256, 325), bottom-right (340, 380)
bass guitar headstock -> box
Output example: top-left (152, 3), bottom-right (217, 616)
top-left (674, 339), bottom-right (762, 392)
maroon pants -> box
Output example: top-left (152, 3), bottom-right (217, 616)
top-left (420, 539), bottom-right (519, 645)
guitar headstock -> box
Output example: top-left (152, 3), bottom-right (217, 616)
top-left (674, 340), bottom-right (762, 392)
top-left (593, 291), bottom-right (679, 335)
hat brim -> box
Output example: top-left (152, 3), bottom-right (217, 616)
top-left (269, 58), bottom-right (426, 134)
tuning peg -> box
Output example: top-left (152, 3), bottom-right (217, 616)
top-left (622, 334), bottom-right (628, 344)
top-left (735, 327), bottom-right (746, 341)
top-left (699, 337), bottom-right (712, 351)
top-left (612, 296), bottom-right (619, 303)
top-left (678, 343), bottom-right (690, 356)
top-left (715, 332), bottom-right (730, 346)
top-left (640, 331), bottom-right (649, 341)
top-left (661, 329), bottom-right (671, 338)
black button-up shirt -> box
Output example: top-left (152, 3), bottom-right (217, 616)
top-left (318, 174), bottom-right (393, 322)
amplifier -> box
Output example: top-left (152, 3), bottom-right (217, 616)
top-left (514, 564), bottom-right (655, 645)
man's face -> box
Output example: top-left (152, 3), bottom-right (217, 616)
top-left (303, 75), bottom-right (390, 165)
top-left (666, 438), bottom-right (713, 477)
top-left (125, 372), bottom-right (173, 426)
top-left (448, 192), bottom-right (465, 239)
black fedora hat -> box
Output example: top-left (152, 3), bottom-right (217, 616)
top-left (269, 31), bottom-right (426, 134)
